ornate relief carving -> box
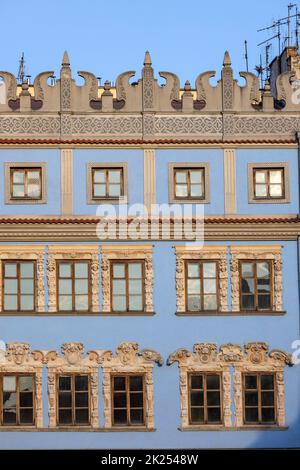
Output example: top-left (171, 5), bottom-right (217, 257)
top-left (101, 245), bottom-right (154, 313)
top-left (72, 115), bottom-right (142, 135)
top-left (0, 245), bottom-right (45, 313)
top-left (0, 116), bottom-right (60, 136)
top-left (168, 342), bottom-right (293, 429)
top-left (47, 245), bottom-right (100, 312)
top-left (174, 246), bottom-right (228, 313)
top-left (0, 342), bottom-right (46, 428)
top-left (155, 115), bottom-right (223, 135)
top-left (230, 245), bottom-right (284, 312)
top-left (101, 342), bottom-right (162, 429)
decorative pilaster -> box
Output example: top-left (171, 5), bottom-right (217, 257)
top-left (102, 369), bottom-right (112, 428)
top-left (90, 369), bottom-right (99, 428)
top-left (101, 254), bottom-right (110, 313)
top-left (274, 253), bottom-right (283, 312)
top-left (179, 367), bottom-right (189, 428)
top-left (60, 149), bottom-right (73, 215)
top-left (223, 370), bottom-right (232, 427)
top-left (230, 254), bottom-right (240, 312)
top-left (145, 369), bottom-right (155, 429)
top-left (35, 369), bottom-right (44, 428)
top-left (175, 255), bottom-right (185, 313)
top-left (48, 371), bottom-right (57, 428)
top-left (144, 149), bottom-right (156, 214)
top-left (145, 253), bottom-right (154, 312)
top-left (276, 371), bottom-right (286, 427)
top-left (224, 149), bottom-right (237, 214)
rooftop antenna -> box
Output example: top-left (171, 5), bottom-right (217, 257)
top-left (244, 40), bottom-right (249, 71)
top-left (288, 3), bottom-right (297, 47)
top-left (17, 52), bottom-right (25, 84)
top-left (255, 54), bottom-right (265, 89)
top-left (265, 43), bottom-right (272, 80)
top-left (295, 6), bottom-right (300, 49)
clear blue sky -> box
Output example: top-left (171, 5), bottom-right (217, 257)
top-left (0, 0), bottom-right (297, 85)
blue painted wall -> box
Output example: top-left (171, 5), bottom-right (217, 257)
top-left (0, 240), bottom-right (299, 449)
top-left (0, 149), bottom-right (61, 215)
top-left (73, 149), bottom-right (144, 215)
top-left (236, 148), bottom-right (299, 215)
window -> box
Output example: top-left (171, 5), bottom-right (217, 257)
top-left (10, 167), bottom-right (42, 200)
top-left (57, 374), bottom-right (90, 426)
top-left (186, 261), bottom-right (218, 312)
top-left (92, 168), bottom-right (123, 199)
top-left (57, 261), bottom-right (90, 312)
top-left (111, 261), bottom-right (144, 312)
top-left (174, 168), bottom-right (205, 200)
top-left (253, 168), bottom-right (284, 200)
top-left (3, 261), bottom-right (36, 312)
top-left (0, 374), bottom-right (35, 426)
top-left (189, 373), bottom-right (222, 425)
top-left (240, 261), bottom-right (272, 311)
top-left (112, 375), bottom-right (145, 427)
top-left (243, 373), bottom-right (276, 425)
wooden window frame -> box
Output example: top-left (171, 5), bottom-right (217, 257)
top-left (243, 372), bottom-right (277, 426)
top-left (188, 372), bottom-right (223, 426)
top-left (56, 373), bottom-right (91, 427)
top-left (5, 162), bottom-right (47, 205)
top-left (169, 162), bottom-right (210, 204)
top-left (10, 167), bottom-right (42, 201)
top-left (239, 260), bottom-right (273, 312)
top-left (185, 260), bottom-right (219, 313)
top-left (110, 260), bottom-right (145, 313)
top-left (56, 260), bottom-right (91, 313)
top-left (253, 168), bottom-right (285, 201)
top-left (2, 260), bottom-right (36, 313)
top-left (173, 168), bottom-right (205, 201)
top-left (111, 373), bottom-right (146, 428)
top-left (91, 167), bottom-right (124, 200)
top-left (248, 162), bottom-right (290, 204)
top-left (0, 373), bottom-right (36, 427)
top-left (87, 162), bottom-right (128, 204)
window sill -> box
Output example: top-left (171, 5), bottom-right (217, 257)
top-left (179, 425), bottom-right (288, 432)
top-left (176, 311), bottom-right (287, 317)
top-left (88, 197), bottom-right (128, 205)
top-left (0, 426), bottom-right (156, 432)
top-left (0, 311), bottom-right (156, 317)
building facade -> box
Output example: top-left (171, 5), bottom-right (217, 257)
top-left (0, 50), bottom-right (300, 449)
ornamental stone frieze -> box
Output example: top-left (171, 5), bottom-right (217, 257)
top-left (168, 342), bottom-right (293, 429)
top-left (1, 51), bottom-right (300, 141)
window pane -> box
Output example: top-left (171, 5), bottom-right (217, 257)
top-left (114, 376), bottom-right (126, 391)
top-left (187, 295), bottom-right (201, 311)
top-left (5, 263), bottom-right (17, 277)
top-left (128, 263), bottom-right (142, 279)
top-left (245, 408), bottom-right (259, 423)
top-left (20, 263), bottom-right (34, 278)
top-left (191, 391), bottom-right (204, 406)
top-left (261, 392), bottom-right (274, 406)
top-left (130, 393), bottom-right (143, 408)
top-left (12, 171), bottom-right (24, 183)
top-left (190, 184), bottom-right (203, 197)
top-left (242, 263), bottom-right (253, 278)
top-left (4, 295), bottom-right (18, 310)
top-left (255, 171), bottom-right (266, 183)
top-left (27, 184), bottom-right (40, 198)
top-left (203, 295), bottom-right (217, 311)
top-left (3, 376), bottom-right (16, 392)
top-left (75, 393), bottom-right (89, 408)
top-left (261, 375), bottom-right (274, 390)
top-left (59, 279), bottom-right (72, 295)
top-left (59, 409), bottom-right (72, 424)
top-left (187, 279), bottom-right (201, 294)
top-left (190, 407), bottom-right (204, 423)
top-left (255, 184), bottom-right (267, 197)
top-left (187, 263), bottom-right (200, 278)
top-left (12, 185), bottom-right (25, 197)
top-left (4, 279), bottom-right (18, 294)
top-left (207, 391), bottom-right (220, 406)
top-left (175, 185), bottom-right (188, 197)
top-left (258, 295), bottom-right (271, 310)
top-left (20, 409), bottom-right (34, 424)
top-left (108, 184), bottom-right (121, 197)
top-left (20, 295), bottom-right (34, 311)
top-left (130, 409), bottom-right (144, 425)
top-left (269, 170), bottom-right (282, 184)
top-left (113, 280), bottom-right (126, 295)
top-left (207, 408), bottom-right (221, 423)
top-left (190, 170), bottom-right (203, 183)
top-left (108, 170), bottom-right (121, 183)
top-left (58, 392), bottom-right (72, 408)
top-left (245, 391), bottom-right (258, 406)
top-left (20, 279), bottom-right (34, 294)
top-left (270, 184), bottom-right (283, 197)
top-left (207, 375), bottom-right (220, 390)
top-left (241, 295), bottom-right (255, 310)
top-left (203, 279), bottom-right (216, 294)
top-left (242, 279), bottom-right (254, 294)
top-left (59, 376), bottom-right (71, 390)
top-left (75, 295), bottom-right (89, 311)
top-left (75, 409), bottom-right (89, 424)
top-left (74, 279), bottom-right (88, 295)
top-left (130, 376), bottom-right (143, 391)
top-left (19, 376), bottom-right (33, 392)
top-left (175, 171), bottom-right (187, 183)
top-left (129, 295), bottom-right (143, 311)
top-left (20, 392), bottom-right (33, 407)
top-left (203, 263), bottom-right (216, 278)
top-left (113, 296), bottom-right (126, 311)
top-left (191, 375), bottom-right (203, 389)
top-left (113, 392), bottom-right (127, 408)
top-left (94, 184), bottom-right (106, 197)
top-left (114, 409), bottom-right (127, 425)
top-left (245, 375), bottom-right (257, 389)
top-left (59, 295), bottom-right (72, 311)
top-left (59, 264), bottom-right (71, 277)
top-left (93, 170), bottom-right (105, 183)
top-left (261, 408), bottom-right (275, 423)
top-left (75, 375), bottom-right (89, 391)
top-left (129, 279), bottom-right (142, 295)
top-left (75, 263), bottom-right (88, 278)
top-left (257, 262), bottom-right (270, 279)
top-left (113, 264), bottom-right (125, 278)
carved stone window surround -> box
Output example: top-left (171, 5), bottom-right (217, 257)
top-left (86, 162), bottom-right (128, 205)
top-left (0, 342), bottom-right (45, 428)
top-left (47, 245), bottom-right (100, 312)
top-left (248, 162), bottom-right (290, 204)
top-left (101, 245), bottom-right (154, 314)
top-left (0, 245), bottom-right (45, 313)
top-left (101, 342), bottom-right (163, 430)
top-left (168, 162), bottom-right (211, 204)
top-left (5, 162), bottom-right (47, 205)
top-left (174, 245), bottom-right (228, 314)
top-left (230, 245), bottom-right (283, 313)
